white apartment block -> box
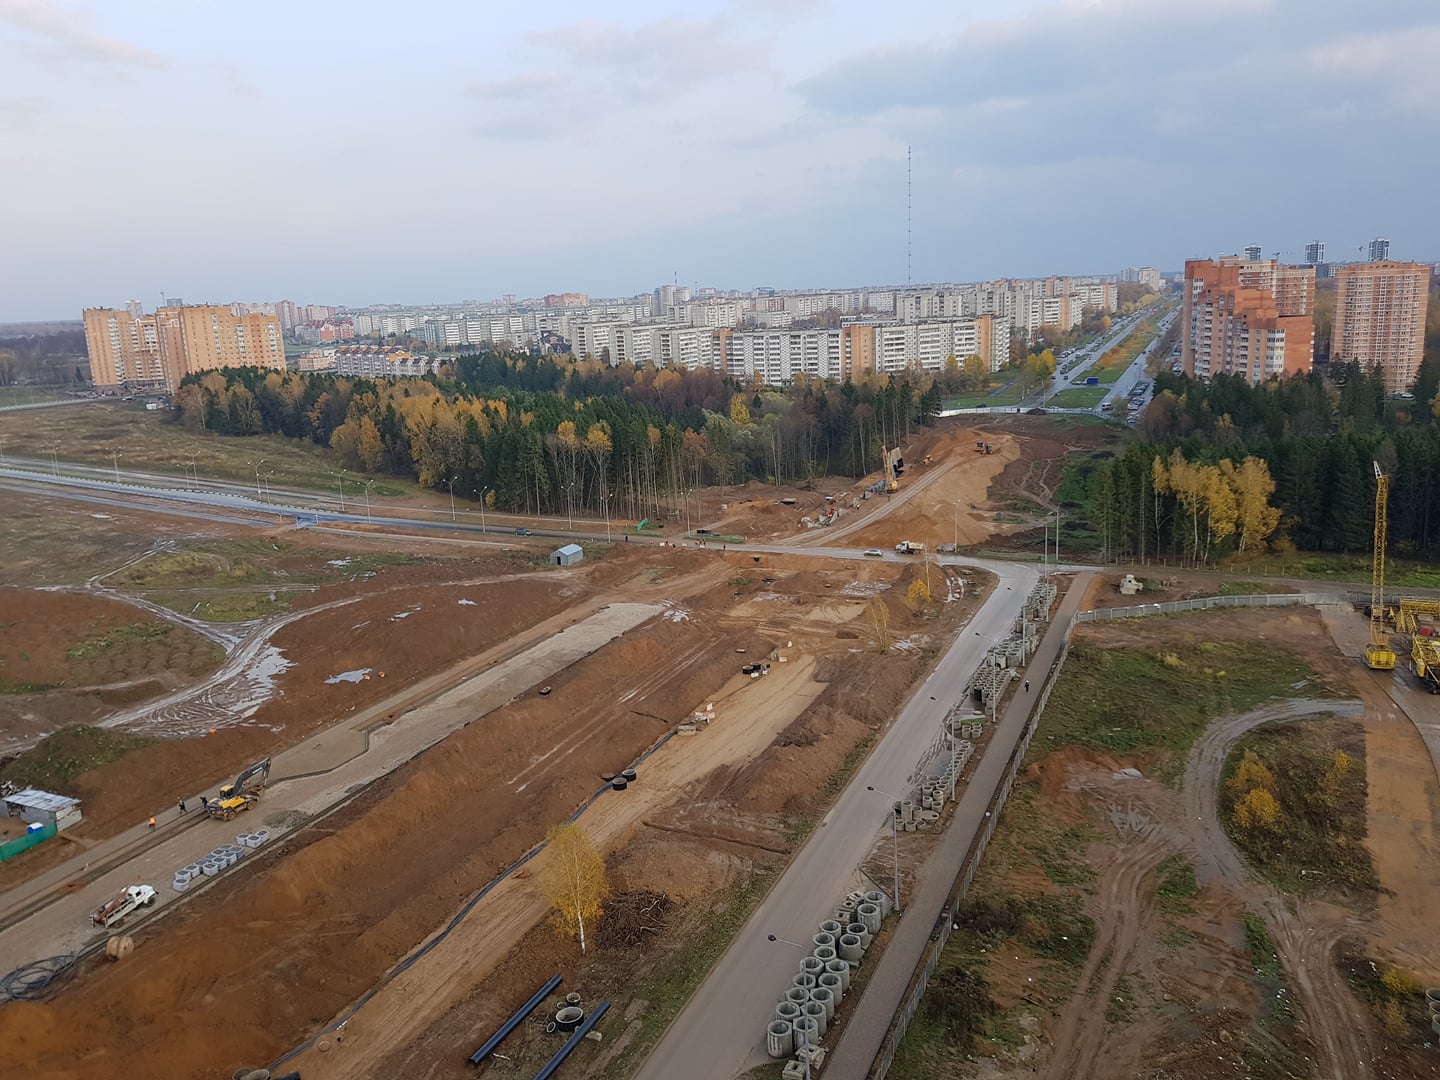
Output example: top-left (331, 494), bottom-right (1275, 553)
top-left (334, 347), bottom-right (442, 379)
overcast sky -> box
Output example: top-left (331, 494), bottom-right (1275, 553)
top-left (2, 0), bottom-right (1436, 319)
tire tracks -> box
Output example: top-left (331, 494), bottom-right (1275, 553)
top-left (1040, 823), bottom-right (1172, 1080)
top-left (1182, 698), bottom-right (1374, 1080)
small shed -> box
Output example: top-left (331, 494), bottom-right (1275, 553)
top-left (4, 789), bottom-right (82, 831)
top-left (551, 543), bottom-right (584, 567)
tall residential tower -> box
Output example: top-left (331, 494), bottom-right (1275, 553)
top-left (1180, 257), bottom-right (1316, 384)
top-left (1332, 260), bottom-right (1431, 394)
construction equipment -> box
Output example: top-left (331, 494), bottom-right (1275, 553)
top-left (1365, 462), bottom-right (1397, 671)
top-left (1397, 599), bottom-right (1440, 634)
top-left (894, 540), bottom-right (926, 555)
top-left (1413, 635), bottom-right (1440, 694)
top-left (207, 757), bottom-right (271, 821)
top-left (882, 447), bottom-right (902, 493)
top-left (92, 884), bottom-right (155, 928)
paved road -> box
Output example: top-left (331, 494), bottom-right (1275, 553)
top-left (634, 559), bottom-right (1042, 1080)
top-left (823, 575), bottom-right (1091, 1080)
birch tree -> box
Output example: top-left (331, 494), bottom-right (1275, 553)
top-left (539, 823), bottom-right (609, 955)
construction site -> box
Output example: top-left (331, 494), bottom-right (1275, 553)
top-left (1, 418), bottom-right (1439, 1080)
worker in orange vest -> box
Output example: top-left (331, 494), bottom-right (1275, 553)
top-left (147, 816), bottom-right (156, 829)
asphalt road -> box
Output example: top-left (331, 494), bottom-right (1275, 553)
top-left (634, 558), bottom-right (1041, 1080)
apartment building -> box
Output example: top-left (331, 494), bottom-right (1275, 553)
top-left (1331, 261), bottom-right (1431, 394)
top-left (1180, 258), bottom-right (1315, 383)
top-left (334, 345), bottom-right (442, 379)
top-left (83, 304), bottom-right (285, 390)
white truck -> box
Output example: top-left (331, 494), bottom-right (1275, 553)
top-left (894, 540), bottom-right (926, 555)
top-left (91, 884), bottom-right (156, 929)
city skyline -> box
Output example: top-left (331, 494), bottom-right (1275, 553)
top-left (3, 0), bottom-right (1438, 321)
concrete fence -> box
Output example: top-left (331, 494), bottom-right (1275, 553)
top-left (867, 591), bottom-right (1329, 1078)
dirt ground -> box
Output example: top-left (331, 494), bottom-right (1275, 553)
top-left (0, 537), bottom-right (984, 1080)
top-left (933, 606), bottom-right (1440, 1080)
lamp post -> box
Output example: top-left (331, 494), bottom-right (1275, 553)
top-left (954, 500), bottom-right (960, 551)
top-left (765, 935), bottom-right (813, 1080)
top-left (866, 785), bottom-right (903, 913)
top-left (186, 450), bottom-right (199, 490)
top-left (110, 449), bottom-right (120, 483)
top-left (364, 479), bottom-right (376, 524)
top-left (50, 445), bottom-right (60, 477)
top-left (265, 468), bottom-right (275, 498)
top-left (565, 482), bottom-right (575, 530)
top-left (601, 488), bottom-right (612, 543)
top-left (446, 476), bottom-right (458, 522)
top-left (335, 469), bottom-right (348, 512)
top-left (253, 457), bottom-right (266, 497)
top-left (478, 486), bottom-right (489, 533)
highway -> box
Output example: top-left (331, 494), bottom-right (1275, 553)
top-left (634, 554), bottom-right (1040, 1080)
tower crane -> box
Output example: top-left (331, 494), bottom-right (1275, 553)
top-left (1365, 462), bottom-right (1397, 670)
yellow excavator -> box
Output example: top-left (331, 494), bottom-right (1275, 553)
top-left (206, 757), bottom-right (271, 821)
top-left (1365, 463), bottom-right (1396, 671)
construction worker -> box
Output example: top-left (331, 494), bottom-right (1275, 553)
top-left (1024, 680), bottom-right (1030, 692)
top-left (178, 800), bottom-right (186, 814)
top-left (147, 816), bottom-right (156, 830)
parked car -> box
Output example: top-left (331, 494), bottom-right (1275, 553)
top-left (514, 527), bottom-right (531, 536)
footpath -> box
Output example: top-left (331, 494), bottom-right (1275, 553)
top-left (823, 574), bottom-right (1092, 1080)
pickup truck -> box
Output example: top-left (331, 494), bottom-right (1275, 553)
top-left (92, 885), bottom-right (156, 929)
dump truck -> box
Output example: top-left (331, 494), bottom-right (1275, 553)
top-left (895, 540), bottom-right (926, 555)
top-left (92, 884), bottom-right (156, 928)
top-left (206, 757), bottom-right (272, 821)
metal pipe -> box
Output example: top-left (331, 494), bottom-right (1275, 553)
top-left (533, 999), bottom-right (609, 1080)
top-left (469, 974), bottom-right (562, 1065)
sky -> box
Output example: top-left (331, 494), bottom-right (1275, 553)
top-left (2, 0), bottom-right (1437, 320)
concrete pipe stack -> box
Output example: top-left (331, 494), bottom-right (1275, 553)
top-left (856, 903), bottom-right (882, 936)
top-left (1428, 988), bottom-right (1440, 1035)
top-left (846, 921), bottom-right (872, 950)
top-left (864, 889), bottom-right (891, 919)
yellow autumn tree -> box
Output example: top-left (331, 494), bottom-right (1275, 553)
top-left (907, 579), bottom-right (931, 608)
top-left (1232, 787), bottom-right (1281, 833)
top-left (1226, 750), bottom-right (1276, 801)
top-left (538, 823), bottom-right (609, 955)
top-left (729, 393), bottom-right (752, 426)
top-left (867, 596), bottom-right (892, 654)
top-left (1231, 456), bottom-right (1281, 553)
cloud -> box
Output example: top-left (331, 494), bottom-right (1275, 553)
top-left (0, 0), bottom-right (165, 67)
top-left (522, 17), bottom-right (770, 100)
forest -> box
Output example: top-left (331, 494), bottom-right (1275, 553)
top-left (1067, 361), bottom-right (1440, 562)
top-left (171, 353), bottom-right (945, 520)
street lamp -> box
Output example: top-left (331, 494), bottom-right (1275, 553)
top-left (765, 935), bottom-right (813, 1080)
top-left (186, 450), bottom-right (200, 490)
top-left (866, 785), bottom-right (903, 913)
top-left (253, 457), bottom-right (266, 497)
top-left (110, 449), bottom-right (120, 482)
top-left (478, 485), bottom-right (490, 534)
top-left (446, 476), bottom-right (458, 522)
top-left (334, 469), bottom-right (348, 512)
top-left (364, 479), bottom-right (376, 523)
top-left (601, 488), bottom-right (613, 543)
top-left (265, 468), bottom-right (275, 498)
top-left (50, 444), bottom-right (60, 477)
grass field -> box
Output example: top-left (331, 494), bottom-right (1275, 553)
top-left (1047, 386), bottom-right (1109, 409)
top-left (0, 402), bottom-right (408, 496)
top-left (1231, 552), bottom-right (1440, 590)
top-left (1034, 636), bottom-right (1321, 771)
top-left (944, 373), bottom-right (1027, 410)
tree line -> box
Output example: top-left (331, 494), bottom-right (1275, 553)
top-left (1069, 362), bottom-right (1440, 561)
top-left (171, 354), bottom-right (945, 520)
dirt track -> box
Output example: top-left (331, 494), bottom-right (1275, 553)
top-left (1039, 824), bottom-right (1173, 1080)
top-left (1181, 698), bottom-right (1374, 1080)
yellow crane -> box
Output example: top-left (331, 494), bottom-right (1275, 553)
top-left (1365, 462), bottom-right (1397, 671)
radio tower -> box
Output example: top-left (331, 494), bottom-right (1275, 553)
top-left (906, 146), bottom-right (912, 286)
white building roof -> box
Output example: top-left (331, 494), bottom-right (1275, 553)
top-left (553, 544), bottom-right (584, 557)
top-left (6, 789), bottom-right (80, 812)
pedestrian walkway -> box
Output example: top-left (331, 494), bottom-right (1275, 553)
top-left (823, 574), bottom-right (1092, 1080)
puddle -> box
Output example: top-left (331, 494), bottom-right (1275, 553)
top-left (390, 611), bottom-right (414, 621)
top-left (326, 667), bottom-right (373, 685)
top-left (457, 599), bottom-right (477, 606)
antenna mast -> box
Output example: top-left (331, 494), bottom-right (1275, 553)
top-left (906, 146), bottom-right (912, 286)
